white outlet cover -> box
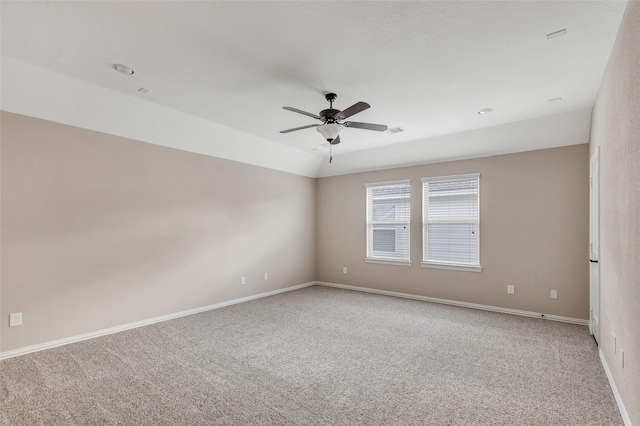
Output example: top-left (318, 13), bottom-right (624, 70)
top-left (507, 285), bottom-right (515, 294)
top-left (550, 290), bottom-right (558, 299)
top-left (241, 277), bottom-right (246, 285)
top-left (612, 333), bottom-right (616, 353)
top-left (264, 273), bottom-right (268, 280)
top-left (9, 312), bottom-right (22, 327)
top-left (343, 267), bottom-right (347, 274)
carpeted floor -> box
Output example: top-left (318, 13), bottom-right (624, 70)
top-left (1, 285), bottom-right (622, 425)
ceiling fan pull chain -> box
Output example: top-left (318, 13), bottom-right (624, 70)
top-left (330, 144), bottom-right (333, 164)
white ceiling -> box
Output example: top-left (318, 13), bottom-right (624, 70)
top-left (0, 1), bottom-right (627, 177)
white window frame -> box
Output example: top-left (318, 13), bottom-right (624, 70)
top-left (421, 173), bottom-right (481, 272)
top-left (365, 179), bottom-right (412, 266)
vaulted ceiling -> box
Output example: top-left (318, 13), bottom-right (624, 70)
top-left (1, 1), bottom-right (627, 177)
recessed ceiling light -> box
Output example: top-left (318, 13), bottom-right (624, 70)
top-left (548, 97), bottom-right (562, 102)
top-left (546, 29), bottom-right (567, 40)
top-left (477, 108), bottom-right (493, 115)
top-left (113, 64), bottom-right (134, 75)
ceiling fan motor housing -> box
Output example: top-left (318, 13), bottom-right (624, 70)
top-left (320, 108), bottom-right (341, 122)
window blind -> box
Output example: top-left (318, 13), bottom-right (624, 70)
top-left (422, 174), bottom-right (479, 267)
top-left (365, 180), bottom-right (411, 263)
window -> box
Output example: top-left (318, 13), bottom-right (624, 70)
top-left (422, 174), bottom-right (481, 272)
top-left (365, 180), bottom-right (411, 265)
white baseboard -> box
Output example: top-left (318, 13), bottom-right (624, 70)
top-left (316, 281), bottom-right (589, 326)
top-left (0, 282), bottom-right (316, 360)
top-left (600, 349), bottom-right (633, 426)
top-left (0, 280), bottom-right (591, 360)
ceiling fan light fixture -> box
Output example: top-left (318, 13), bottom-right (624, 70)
top-left (316, 123), bottom-right (343, 142)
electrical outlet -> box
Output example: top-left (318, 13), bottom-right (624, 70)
top-left (507, 285), bottom-right (515, 294)
top-left (343, 267), bottom-right (347, 274)
top-left (612, 333), bottom-right (616, 353)
top-left (9, 312), bottom-right (22, 327)
top-left (550, 290), bottom-right (558, 299)
top-left (264, 273), bottom-right (268, 281)
top-left (241, 277), bottom-right (246, 285)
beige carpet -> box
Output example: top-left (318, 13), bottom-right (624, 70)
top-left (0, 285), bottom-right (622, 425)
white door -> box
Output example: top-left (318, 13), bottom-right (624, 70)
top-left (589, 148), bottom-right (600, 344)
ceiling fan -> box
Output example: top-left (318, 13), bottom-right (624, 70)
top-left (280, 93), bottom-right (387, 162)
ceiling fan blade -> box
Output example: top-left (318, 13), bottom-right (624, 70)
top-left (283, 106), bottom-right (321, 120)
top-left (335, 102), bottom-right (370, 120)
top-left (279, 124), bottom-right (320, 134)
top-left (344, 121), bottom-right (388, 132)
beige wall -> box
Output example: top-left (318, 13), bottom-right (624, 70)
top-left (317, 144), bottom-right (590, 320)
top-left (589, 1), bottom-right (640, 423)
top-left (0, 111), bottom-right (316, 353)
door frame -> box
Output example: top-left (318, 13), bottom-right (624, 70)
top-left (589, 147), bottom-right (600, 343)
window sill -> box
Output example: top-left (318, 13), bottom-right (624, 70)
top-left (365, 258), bottom-right (413, 267)
top-left (420, 262), bottom-right (482, 273)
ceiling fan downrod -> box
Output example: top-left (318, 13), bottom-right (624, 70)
top-left (325, 92), bottom-right (337, 109)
